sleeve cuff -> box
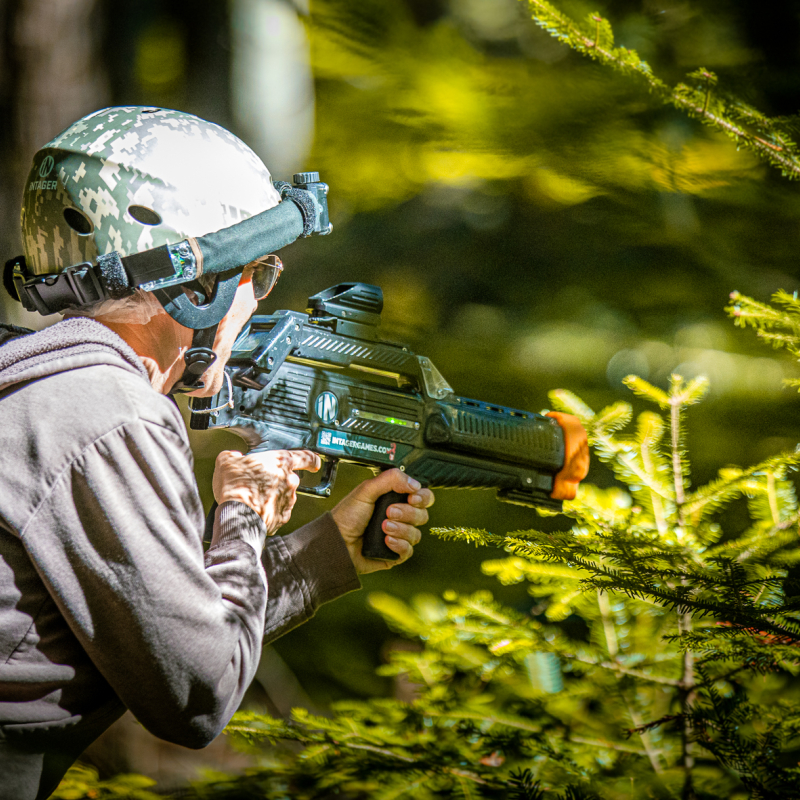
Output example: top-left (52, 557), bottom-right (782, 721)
top-left (210, 501), bottom-right (267, 556)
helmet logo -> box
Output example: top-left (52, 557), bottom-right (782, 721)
top-left (38, 156), bottom-right (55, 178)
top-left (315, 392), bottom-right (339, 423)
top-left (29, 155), bottom-right (58, 192)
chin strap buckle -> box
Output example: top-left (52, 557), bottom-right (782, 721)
top-left (171, 347), bottom-right (216, 393)
top-left (184, 347), bottom-right (217, 376)
top-left (170, 325), bottom-right (219, 394)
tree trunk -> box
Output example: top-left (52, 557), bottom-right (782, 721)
top-left (0, 0), bottom-right (109, 329)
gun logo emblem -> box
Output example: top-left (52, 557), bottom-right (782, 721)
top-left (315, 391), bottom-right (339, 423)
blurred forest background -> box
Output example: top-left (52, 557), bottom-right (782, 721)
top-left (5, 0), bottom-right (800, 788)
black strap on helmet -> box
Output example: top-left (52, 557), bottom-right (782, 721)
top-left (153, 269), bottom-right (243, 330)
top-left (170, 324), bottom-right (220, 393)
top-left (154, 270), bottom-right (242, 392)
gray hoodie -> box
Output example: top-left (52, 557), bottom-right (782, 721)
top-left (0, 318), bottom-right (360, 799)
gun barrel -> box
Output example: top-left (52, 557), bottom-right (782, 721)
top-left (425, 397), bottom-right (564, 471)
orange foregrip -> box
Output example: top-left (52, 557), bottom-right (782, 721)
top-left (545, 412), bottom-right (590, 501)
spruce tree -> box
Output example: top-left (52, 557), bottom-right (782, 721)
top-left (519, 0), bottom-right (800, 181)
top-left (157, 345), bottom-right (800, 799)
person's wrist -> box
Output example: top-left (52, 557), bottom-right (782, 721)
top-left (216, 488), bottom-right (262, 518)
top-left (213, 501), bottom-right (268, 555)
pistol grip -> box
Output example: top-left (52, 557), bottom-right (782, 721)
top-left (362, 490), bottom-right (404, 561)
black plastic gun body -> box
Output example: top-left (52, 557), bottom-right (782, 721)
top-left (190, 284), bottom-right (589, 560)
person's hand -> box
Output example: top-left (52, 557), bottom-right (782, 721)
top-left (213, 450), bottom-right (321, 534)
top-left (331, 468), bottom-right (435, 574)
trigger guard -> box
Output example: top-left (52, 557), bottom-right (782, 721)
top-left (297, 458), bottom-right (338, 498)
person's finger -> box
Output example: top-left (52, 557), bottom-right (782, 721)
top-left (384, 535), bottom-right (414, 561)
top-left (351, 468), bottom-right (421, 505)
top-left (279, 493), bottom-right (297, 521)
top-left (386, 502), bottom-right (429, 528)
top-left (382, 520), bottom-right (422, 547)
top-left (248, 449), bottom-right (320, 474)
top-left (407, 488), bottom-right (435, 509)
top-left (285, 450), bottom-right (321, 473)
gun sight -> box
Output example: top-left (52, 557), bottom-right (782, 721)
top-left (307, 283), bottom-right (383, 338)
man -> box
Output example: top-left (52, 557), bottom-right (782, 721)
top-left (0, 107), bottom-right (433, 799)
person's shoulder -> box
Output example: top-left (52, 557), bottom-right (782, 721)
top-left (14, 360), bottom-right (186, 443)
top-left (69, 362), bottom-right (186, 435)
top-left (0, 362), bottom-right (190, 527)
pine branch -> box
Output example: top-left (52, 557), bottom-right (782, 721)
top-left (522, 0), bottom-right (800, 180)
top-left (570, 654), bottom-right (681, 687)
top-left (568, 734), bottom-right (653, 757)
top-left (727, 290), bottom-right (800, 359)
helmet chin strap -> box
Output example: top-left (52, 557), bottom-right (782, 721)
top-left (154, 270), bottom-right (243, 394)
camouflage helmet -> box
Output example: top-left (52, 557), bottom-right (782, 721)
top-left (22, 106), bottom-right (281, 276)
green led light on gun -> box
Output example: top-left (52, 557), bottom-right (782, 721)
top-left (353, 409), bottom-right (416, 428)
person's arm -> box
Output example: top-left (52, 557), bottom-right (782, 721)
top-left (258, 468), bottom-right (435, 639)
top-left (209, 449), bottom-right (361, 639)
top-left (261, 511), bottom-right (361, 639)
top-left (22, 418), bottom-right (269, 748)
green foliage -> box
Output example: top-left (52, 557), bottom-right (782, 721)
top-left (728, 290), bottom-right (800, 386)
top-left (52, 764), bottom-right (160, 800)
top-left (306, 0), bottom-right (768, 216)
top-left (521, 0), bottom-right (800, 180)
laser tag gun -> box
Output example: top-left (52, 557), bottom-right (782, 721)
top-left (189, 283), bottom-right (590, 561)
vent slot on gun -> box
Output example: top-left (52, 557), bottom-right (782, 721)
top-left (298, 330), bottom-right (413, 370)
top-left (301, 334), bottom-right (371, 359)
top-left (247, 371), bottom-right (312, 426)
top-left (344, 419), bottom-right (418, 443)
top-left (453, 409), bottom-right (555, 447)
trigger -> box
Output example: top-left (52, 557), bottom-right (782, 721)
top-left (297, 458), bottom-right (339, 498)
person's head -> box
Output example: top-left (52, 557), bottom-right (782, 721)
top-left (18, 106), bottom-right (284, 391)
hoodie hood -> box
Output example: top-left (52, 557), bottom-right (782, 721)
top-left (0, 318), bottom-right (149, 390)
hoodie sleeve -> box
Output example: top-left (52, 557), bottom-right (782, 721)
top-left (18, 416), bottom-right (355, 748)
top-left (261, 512), bottom-right (362, 639)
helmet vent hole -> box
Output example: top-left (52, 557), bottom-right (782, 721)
top-left (63, 207), bottom-right (93, 236)
top-left (128, 205), bottom-right (162, 226)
